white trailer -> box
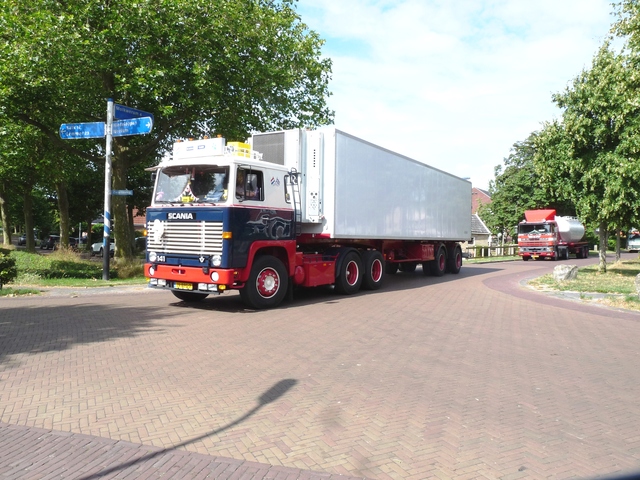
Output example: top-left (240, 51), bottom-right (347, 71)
top-left (251, 127), bottom-right (471, 241)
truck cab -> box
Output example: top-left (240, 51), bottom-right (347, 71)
top-left (145, 138), bottom-right (298, 307)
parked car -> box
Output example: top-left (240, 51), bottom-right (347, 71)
top-left (18, 234), bottom-right (38, 246)
top-left (40, 235), bottom-right (60, 250)
top-left (134, 236), bottom-right (147, 252)
top-left (91, 241), bottom-right (115, 257)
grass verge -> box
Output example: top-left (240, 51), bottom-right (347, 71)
top-left (4, 249), bottom-right (147, 295)
top-left (528, 258), bottom-right (640, 311)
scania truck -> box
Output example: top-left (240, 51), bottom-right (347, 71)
top-left (144, 127), bottom-right (472, 309)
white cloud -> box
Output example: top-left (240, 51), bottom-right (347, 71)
top-left (295, 0), bottom-right (613, 189)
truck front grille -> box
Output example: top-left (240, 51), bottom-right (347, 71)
top-left (146, 221), bottom-right (223, 255)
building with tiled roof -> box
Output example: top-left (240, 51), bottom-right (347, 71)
top-left (471, 187), bottom-right (491, 214)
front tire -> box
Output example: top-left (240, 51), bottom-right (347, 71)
top-left (240, 255), bottom-right (288, 309)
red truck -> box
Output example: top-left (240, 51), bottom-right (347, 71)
top-left (517, 209), bottom-right (589, 261)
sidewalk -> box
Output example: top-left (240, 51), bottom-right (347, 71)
top-left (0, 422), bottom-right (366, 479)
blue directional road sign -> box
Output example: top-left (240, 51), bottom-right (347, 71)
top-left (112, 117), bottom-right (153, 137)
top-left (114, 104), bottom-right (154, 121)
top-left (112, 189), bottom-right (133, 196)
top-left (60, 122), bottom-right (105, 139)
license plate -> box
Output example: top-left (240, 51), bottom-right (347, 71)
top-left (174, 282), bottom-right (193, 290)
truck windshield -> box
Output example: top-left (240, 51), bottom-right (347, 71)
top-left (154, 165), bottom-right (229, 204)
top-left (519, 224), bottom-right (552, 234)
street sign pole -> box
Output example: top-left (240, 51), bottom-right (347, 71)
top-left (60, 100), bottom-right (152, 281)
top-left (103, 99), bottom-right (114, 280)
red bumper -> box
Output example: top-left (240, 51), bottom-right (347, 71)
top-left (145, 263), bottom-right (238, 286)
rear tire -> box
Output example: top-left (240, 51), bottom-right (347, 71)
top-left (172, 290), bottom-right (208, 302)
top-left (362, 250), bottom-right (384, 290)
top-left (446, 245), bottom-right (462, 274)
top-left (429, 245), bottom-right (447, 277)
top-left (240, 255), bottom-right (288, 309)
top-left (335, 251), bottom-right (363, 295)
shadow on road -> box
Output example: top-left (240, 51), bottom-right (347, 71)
top-left (0, 303), bottom-right (176, 367)
top-left (169, 263), bottom-right (505, 314)
top-left (77, 379), bottom-right (298, 480)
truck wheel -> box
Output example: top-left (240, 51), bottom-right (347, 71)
top-left (429, 246), bottom-right (447, 277)
top-left (335, 251), bottom-right (363, 294)
top-left (446, 245), bottom-right (462, 274)
top-left (172, 291), bottom-right (208, 302)
top-left (399, 262), bottom-right (417, 273)
top-left (522, 256), bottom-right (530, 261)
top-left (362, 250), bottom-right (384, 290)
top-left (240, 255), bottom-right (288, 309)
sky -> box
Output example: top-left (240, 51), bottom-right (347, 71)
top-left (294, 0), bottom-right (614, 190)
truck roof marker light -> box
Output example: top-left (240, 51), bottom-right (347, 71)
top-left (222, 231), bottom-right (232, 239)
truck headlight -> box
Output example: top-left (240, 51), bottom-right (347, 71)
top-left (211, 255), bottom-right (222, 267)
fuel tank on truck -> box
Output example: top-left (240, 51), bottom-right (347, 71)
top-left (555, 216), bottom-right (585, 243)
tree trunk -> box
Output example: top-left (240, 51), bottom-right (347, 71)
top-left (598, 222), bottom-right (607, 273)
top-left (55, 181), bottom-right (70, 248)
top-left (0, 181), bottom-right (11, 246)
top-left (22, 192), bottom-right (36, 252)
top-left (112, 148), bottom-right (133, 260)
top-left (615, 230), bottom-right (621, 263)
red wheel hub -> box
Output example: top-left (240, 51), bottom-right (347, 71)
top-left (256, 268), bottom-right (280, 298)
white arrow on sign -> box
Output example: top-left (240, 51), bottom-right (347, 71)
top-left (111, 117), bottom-right (153, 137)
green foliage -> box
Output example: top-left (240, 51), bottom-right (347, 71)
top-left (0, 251), bottom-right (17, 287)
top-left (112, 258), bottom-right (145, 279)
top-left (545, 43), bottom-right (640, 231)
top-left (0, 0), bottom-right (333, 259)
top-left (10, 250), bottom-right (116, 280)
top-left (480, 133), bottom-right (574, 236)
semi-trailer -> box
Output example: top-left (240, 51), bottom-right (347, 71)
top-left (144, 127), bottom-right (472, 308)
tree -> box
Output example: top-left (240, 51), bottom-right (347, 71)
top-left (535, 43), bottom-right (640, 272)
top-left (479, 132), bottom-right (573, 241)
top-left (0, 120), bottom-right (52, 250)
top-left (0, 0), bottom-right (333, 259)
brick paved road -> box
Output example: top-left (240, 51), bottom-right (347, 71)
top-left (1, 255), bottom-right (640, 479)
